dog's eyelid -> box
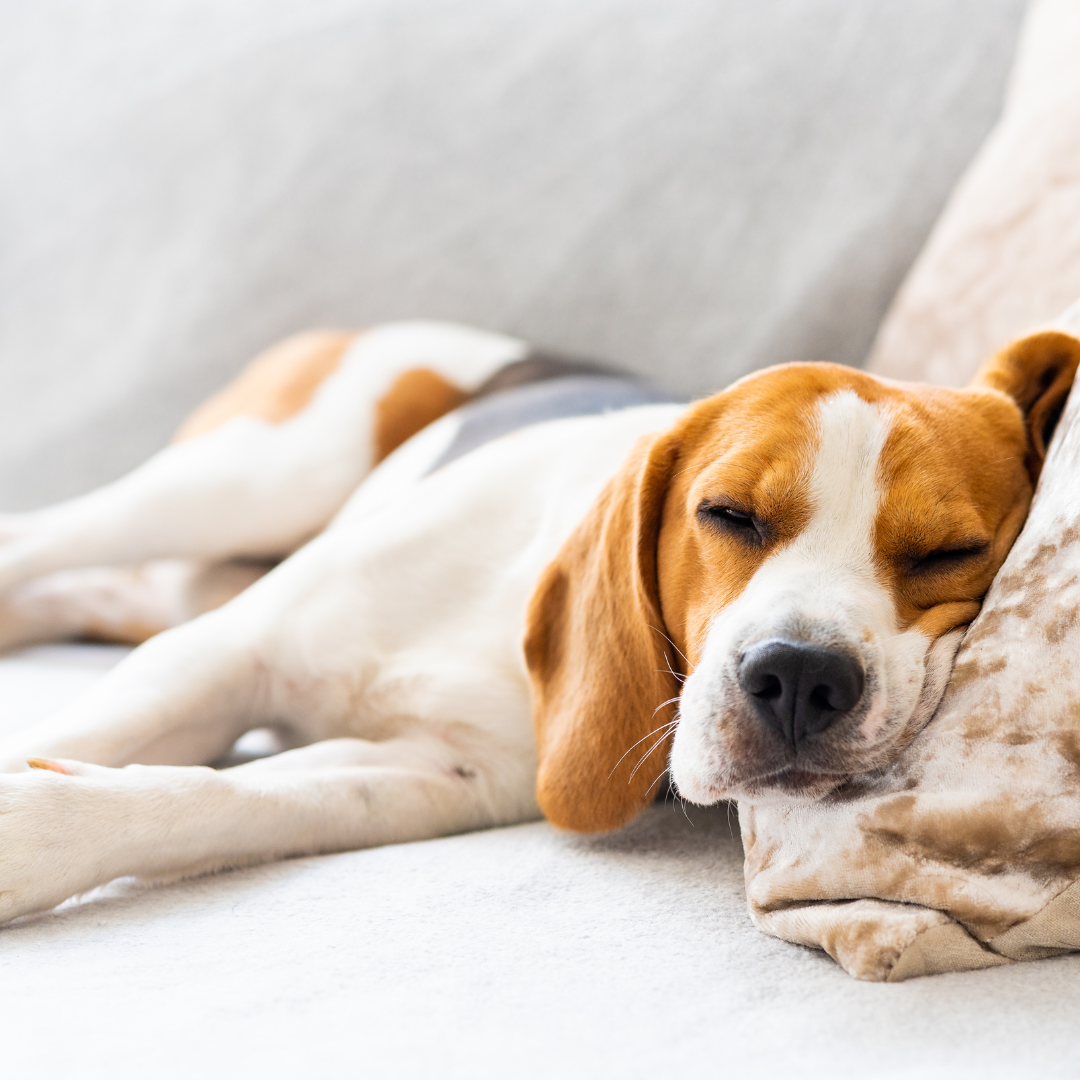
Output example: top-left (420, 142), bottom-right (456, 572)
top-left (907, 539), bottom-right (989, 573)
top-left (697, 499), bottom-right (754, 520)
top-left (696, 500), bottom-right (767, 541)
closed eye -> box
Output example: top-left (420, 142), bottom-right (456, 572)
top-left (697, 501), bottom-right (764, 542)
top-left (908, 543), bottom-right (988, 576)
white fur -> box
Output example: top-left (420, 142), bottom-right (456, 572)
top-left (0, 320), bottom-right (682, 921)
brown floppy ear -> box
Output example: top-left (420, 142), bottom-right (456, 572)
top-left (524, 432), bottom-right (683, 833)
top-left (971, 330), bottom-right (1080, 483)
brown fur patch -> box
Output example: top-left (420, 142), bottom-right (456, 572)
top-left (372, 368), bottom-right (468, 464)
top-left (655, 368), bottom-right (820, 666)
top-left (172, 330), bottom-right (355, 442)
top-left (525, 433), bottom-right (682, 832)
top-left (869, 332), bottom-right (1080, 640)
top-left (972, 331), bottom-right (1080, 482)
top-left (872, 387), bottom-right (1031, 637)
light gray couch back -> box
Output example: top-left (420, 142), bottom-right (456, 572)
top-left (1, 0), bottom-right (1026, 507)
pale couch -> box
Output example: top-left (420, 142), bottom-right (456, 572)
top-left (7, 2), bottom-right (1077, 1077)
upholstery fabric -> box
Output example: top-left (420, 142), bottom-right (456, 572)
top-left (742, 325), bottom-right (1080, 981)
top-left (0, 0), bottom-right (1024, 507)
top-left (867, 0), bottom-right (1080, 386)
top-left (4, 646), bottom-right (1080, 1077)
top-left (0, 0), bottom-right (1061, 1028)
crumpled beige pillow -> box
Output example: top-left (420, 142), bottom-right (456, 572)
top-left (740, 326), bottom-right (1080, 981)
top-left (866, 0), bottom-right (1080, 387)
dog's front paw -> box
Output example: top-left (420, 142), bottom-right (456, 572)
top-left (0, 766), bottom-right (119, 923)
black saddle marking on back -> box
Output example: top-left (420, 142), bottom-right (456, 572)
top-left (471, 350), bottom-right (625, 398)
top-left (424, 349), bottom-right (682, 475)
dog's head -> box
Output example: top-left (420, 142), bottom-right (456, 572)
top-left (525, 330), bottom-right (1080, 831)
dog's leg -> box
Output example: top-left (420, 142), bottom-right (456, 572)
top-left (0, 734), bottom-right (504, 923)
top-left (0, 606), bottom-right (269, 773)
top-left (0, 322), bottom-right (526, 592)
top-left (0, 440), bottom-right (500, 770)
top-left (0, 559), bottom-right (270, 652)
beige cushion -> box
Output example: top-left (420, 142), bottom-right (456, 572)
top-left (866, 0), bottom-right (1080, 386)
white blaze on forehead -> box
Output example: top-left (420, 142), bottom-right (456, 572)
top-left (790, 389), bottom-right (891, 577)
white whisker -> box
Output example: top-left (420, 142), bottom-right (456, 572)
top-left (649, 625), bottom-right (694, 673)
top-left (668, 775), bottom-right (693, 826)
top-left (607, 716), bottom-right (679, 778)
top-left (659, 651), bottom-right (687, 685)
top-left (644, 766), bottom-right (670, 800)
top-left (652, 695), bottom-right (682, 716)
top-left (628, 721), bottom-right (678, 782)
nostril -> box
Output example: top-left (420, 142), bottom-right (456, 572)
top-left (752, 674), bottom-right (783, 701)
top-left (808, 684), bottom-right (837, 711)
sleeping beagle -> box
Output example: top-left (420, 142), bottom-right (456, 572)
top-left (0, 319), bottom-right (1074, 923)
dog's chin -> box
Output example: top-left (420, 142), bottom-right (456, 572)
top-left (674, 764), bottom-right (850, 807)
top-left (716, 734), bottom-right (915, 805)
top-left (725, 767), bottom-right (850, 806)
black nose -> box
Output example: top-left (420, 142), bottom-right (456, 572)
top-left (738, 639), bottom-right (864, 748)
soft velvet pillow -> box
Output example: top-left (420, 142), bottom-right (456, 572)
top-left (867, 0), bottom-right (1080, 386)
top-left (742, 324), bottom-right (1080, 981)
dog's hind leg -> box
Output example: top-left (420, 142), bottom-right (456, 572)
top-left (0, 732), bottom-right (509, 923)
top-left (0, 322), bottom-right (526, 592)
